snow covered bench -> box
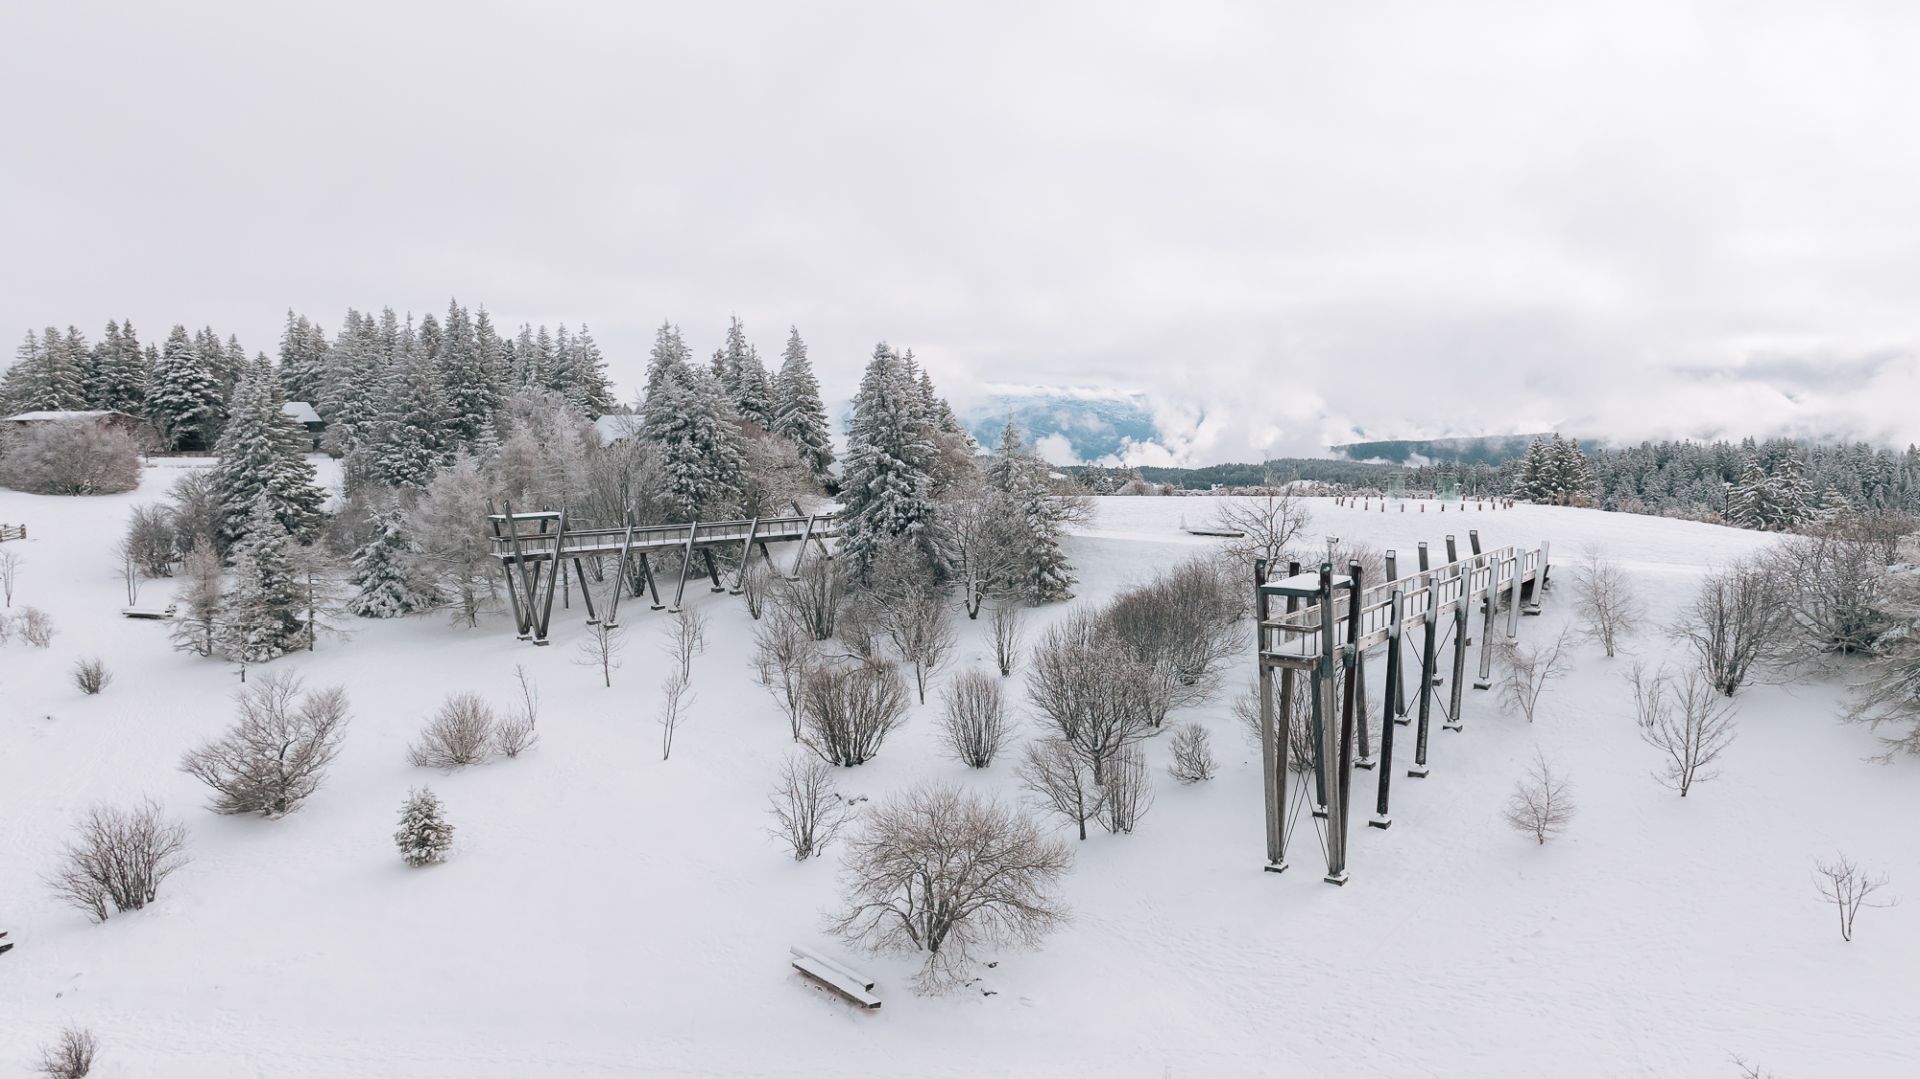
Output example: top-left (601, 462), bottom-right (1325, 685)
top-left (121, 603), bottom-right (177, 620)
top-left (789, 944), bottom-right (880, 1009)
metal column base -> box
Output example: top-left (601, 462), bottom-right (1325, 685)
top-left (1368, 815), bottom-right (1392, 830)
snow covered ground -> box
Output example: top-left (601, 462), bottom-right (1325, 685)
top-left (3, 475), bottom-right (1916, 1077)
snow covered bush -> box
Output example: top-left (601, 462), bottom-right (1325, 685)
top-left (801, 662), bottom-right (910, 766)
top-left (1018, 738), bottom-right (1105, 840)
top-left (833, 782), bottom-right (1070, 994)
top-left (1098, 744), bottom-right (1153, 834)
top-left (408, 693), bottom-right (498, 769)
top-left (1504, 751), bottom-right (1576, 845)
top-left (1846, 566), bottom-right (1920, 758)
top-left (1167, 722), bottom-right (1217, 783)
top-left (1497, 627), bottom-right (1573, 722)
top-left (45, 798), bottom-right (189, 922)
top-left (71, 657), bottom-right (110, 695)
top-left (347, 504), bottom-right (434, 618)
top-left (1672, 558), bottom-right (1795, 696)
top-left (939, 668), bottom-right (1010, 768)
top-left (768, 753), bottom-right (849, 861)
top-left (1772, 530), bottom-right (1891, 657)
top-left (16, 605), bottom-right (55, 647)
top-left (0, 548), bottom-right (18, 606)
top-left (395, 788), bottom-right (455, 867)
top-left (35, 1024), bottom-right (98, 1079)
top-left (179, 673), bottom-right (350, 817)
top-left (216, 503), bottom-right (305, 662)
top-left (0, 419), bottom-right (140, 495)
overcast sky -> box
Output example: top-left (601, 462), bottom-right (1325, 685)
top-left (4, 1), bottom-right (1918, 464)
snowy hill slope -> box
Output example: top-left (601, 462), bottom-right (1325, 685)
top-left (2, 477), bottom-right (1916, 1077)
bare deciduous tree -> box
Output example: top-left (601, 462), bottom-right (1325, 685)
top-left (168, 545), bottom-right (223, 658)
top-left (112, 536), bottom-right (140, 605)
top-left (408, 693), bottom-right (498, 769)
top-left (779, 556), bottom-right (843, 641)
top-left (1571, 546), bottom-right (1644, 657)
top-left (939, 668), bottom-right (1011, 768)
top-left (945, 491), bottom-right (1027, 618)
top-left (1497, 627), bottom-right (1573, 722)
top-left (1231, 675), bottom-right (1325, 776)
top-left (768, 753), bottom-right (850, 860)
top-left (1167, 721), bottom-right (1217, 783)
top-left (738, 556), bottom-right (771, 620)
top-left (658, 671), bottom-right (693, 760)
top-left (1214, 489), bottom-right (1312, 574)
top-left (801, 662), bottom-right (910, 766)
top-left (1102, 558), bottom-right (1246, 726)
top-left (754, 604), bottom-right (821, 740)
top-left (1846, 568), bottom-right (1920, 759)
top-left (17, 605), bottom-right (55, 648)
top-left (833, 782), bottom-right (1071, 994)
top-left (1018, 737), bottom-right (1105, 841)
top-left (1631, 664), bottom-right (1738, 796)
top-left (45, 799), bottom-right (189, 922)
top-left (1504, 751), bottom-right (1575, 845)
top-left (662, 605), bottom-right (707, 680)
top-left (124, 503), bottom-right (179, 577)
top-left (1812, 852), bottom-right (1896, 942)
top-left (1098, 743), bottom-right (1154, 833)
top-left (1772, 531), bottom-right (1890, 657)
top-left (1026, 610), bottom-right (1154, 782)
top-left (179, 674), bottom-right (350, 817)
top-left (0, 548), bottom-right (19, 607)
top-left (1673, 558), bottom-right (1796, 696)
top-left (495, 665), bottom-right (540, 758)
top-left (35, 1024), bottom-right (99, 1079)
top-left (573, 620), bottom-right (628, 687)
top-left (71, 657), bottom-right (111, 695)
top-left (988, 600), bottom-right (1025, 677)
top-left (882, 586), bottom-right (957, 704)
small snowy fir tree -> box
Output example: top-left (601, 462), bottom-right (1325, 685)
top-left (771, 326), bottom-right (835, 486)
top-left (348, 505), bottom-right (435, 618)
top-left (210, 356), bottom-right (324, 545)
top-left (1726, 456), bottom-right (1769, 528)
top-left (987, 421), bottom-right (1075, 602)
top-left (394, 787), bottom-right (455, 867)
top-left (218, 502), bottom-right (304, 662)
top-left (838, 343), bottom-right (944, 576)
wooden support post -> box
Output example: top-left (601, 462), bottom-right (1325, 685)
top-left (731, 517), bottom-right (762, 593)
top-left (671, 522), bottom-right (699, 612)
top-left (1255, 559), bottom-right (1286, 873)
top-left (1524, 541), bottom-right (1550, 615)
top-left (1317, 563), bottom-right (1348, 884)
top-left (602, 522), bottom-right (637, 627)
top-left (1468, 529), bottom-right (1481, 557)
top-left (1444, 534), bottom-right (1458, 564)
top-left (702, 549), bottom-right (725, 592)
top-left (1506, 550), bottom-right (1523, 639)
top-left (1446, 569), bottom-right (1470, 730)
top-left (1371, 588), bottom-right (1404, 828)
top-left (1353, 648), bottom-right (1374, 769)
top-left (1410, 581), bottom-right (1437, 776)
top-left (637, 552), bottom-right (664, 610)
top-left (531, 510), bottom-right (568, 645)
top-left (499, 500), bottom-right (544, 640)
top-left (1386, 549), bottom-right (1408, 723)
top-left (790, 514), bottom-right (818, 578)
top-left (1474, 556), bottom-right (1498, 689)
top-left (573, 558), bottom-right (599, 625)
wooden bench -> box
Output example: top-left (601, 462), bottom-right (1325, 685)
top-left (121, 604), bottom-right (177, 620)
top-left (789, 944), bottom-right (880, 1009)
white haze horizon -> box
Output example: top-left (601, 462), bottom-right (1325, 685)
top-left (6, 1), bottom-right (1920, 467)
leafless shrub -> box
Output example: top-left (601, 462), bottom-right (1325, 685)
top-left (573, 620), bottom-right (629, 687)
top-left (512, 664), bottom-right (540, 728)
top-left (494, 713), bottom-right (538, 758)
top-left (1026, 609), bottom-right (1154, 782)
top-left (35, 1025), bottom-right (99, 1079)
top-left (408, 693), bottom-right (498, 769)
top-left (1497, 627), bottom-right (1573, 722)
top-left (1826, 505), bottom-right (1918, 566)
top-left (179, 674), bottom-right (351, 816)
top-left (1167, 721), bottom-right (1217, 783)
top-left (755, 605), bottom-right (821, 740)
top-left (0, 419), bottom-right (140, 495)
top-left (779, 556), bottom-right (843, 640)
top-left (1772, 532), bottom-right (1890, 657)
top-left (1631, 664), bottom-right (1737, 796)
top-left (877, 580), bottom-right (957, 704)
top-left (18, 605), bottom-right (55, 647)
top-left (658, 670), bottom-right (692, 760)
top-left (1214, 489), bottom-right (1312, 574)
top-left (0, 611), bottom-right (11, 643)
top-left (1503, 750), bottom-right (1575, 845)
top-left (1727, 1053), bottom-right (1778, 1079)
top-left (946, 491), bottom-right (1027, 617)
top-left (1813, 852), bottom-right (1896, 942)
top-left (1571, 546), bottom-right (1644, 657)
top-left (44, 799), bottom-right (189, 922)
top-left (1098, 744), bottom-right (1153, 834)
top-left (112, 536), bottom-right (141, 605)
top-left (940, 668), bottom-right (1011, 768)
top-left (71, 657), bottom-right (111, 695)
top-left (739, 557), bottom-right (771, 620)
top-left (1102, 558), bottom-right (1245, 725)
top-left (0, 548), bottom-right (18, 606)
top-left (834, 589), bottom-right (886, 662)
top-left (833, 782), bottom-right (1071, 994)
top-left (769, 753), bottom-right (850, 860)
top-left (1846, 569), bottom-right (1920, 758)
top-left (988, 600), bottom-right (1025, 676)
top-left (1018, 738), bottom-right (1104, 840)
top-left (125, 503), bottom-right (179, 577)
top-left (662, 605), bottom-right (707, 680)
top-left (1673, 558), bottom-right (1796, 696)
top-left (802, 661), bottom-right (910, 766)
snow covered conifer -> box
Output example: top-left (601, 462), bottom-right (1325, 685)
top-left (348, 505), bottom-right (435, 618)
top-left (441, 301), bottom-right (503, 449)
top-left (371, 332), bottom-right (452, 488)
top-left (1726, 457), bottom-right (1768, 528)
top-left (147, 324), bottom-right (223, 450)
top-left (772, 326), bottom-right (834, 486)
top-left (1, 327), bottom-right (87, 413)
top-left (218, 502), bottom-right (304, 662)
top-left (394, 787), bottom-right (454, 867)
top-left (210, 357), bottom-right (323, 545)
top-left (556, 323), bottom-right (614, 418)
top-left (87, 319), bottom-right (149, 414)
top-left (714, 317), bottom-right (776, 429)
top-left (839, 343), bottom-right (943, 576)
top-left (987, 420), bottom-right (1074, 603)
top-left (640, 324), bottom-right (747, 518)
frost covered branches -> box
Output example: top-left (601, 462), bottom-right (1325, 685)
top-left (1570, 546), bottom-right (1644, 657)
top-left (1503, 751), bottom-right (1575, 845)
top-left (45, 799), bottom-right (189, 922)
top-left (1672, 558), bottom-right (1796, 696)
top-left (178, 674), bottom-right (350, 817)
top-left (1026, 610), bottom-right (1154, 782)
top-left (1631, 664), bottom-right (1737, 796)
top-left (833, 783), bottom-right (1070, 994)
top-left (939, 668), bottom-right (1011, 768)
top-left (1497, 627), bottom-right (1573, 722)
top-left (1213, 489), bottom-right (1312, 574)
top-left (1812, 853), bottom-right (1896, 942)
top-left (769, 753), bottom-right (850, 860)
top-left (801, 662), bottom-right (910, 766)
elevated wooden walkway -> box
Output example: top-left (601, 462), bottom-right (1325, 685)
top-left (486, 506), bottom-right (838, 644)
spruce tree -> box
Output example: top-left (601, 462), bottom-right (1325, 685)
top-left (210, 357), bottom-right (324, 546)
top-left (395, 787), bottom-right (455, 867)
top-left (988, 421), bottom-right (1075, 602)
top-left (561, 323), bottom-right (614, 418)
top-left (1765, 448), bottom-right (1813, 531)
top-left (147, 324), bottom-right (223, 450)
top-left (642, 343), bottom-right (747, 519)
top-left (772, 326), bottom-right (834, 486)
top-left (441, 301), bottom-right (502, 450)
top-left (278, 310), bottom-right (328, 405)
top-left (348, 505), bottom-right (435, 618)
top-left (839, 342), bottom-right (943, 575)
top-left (87, 319), bottom-right (148, 414)
top-left (371, 333), bottom-right (452, 489)
top-left (1726, 457), bottom-right (1768, 528)
top-left (319, 309), bottom-right (387, 456)
top-left (218, 502), bottom-right (303, 662)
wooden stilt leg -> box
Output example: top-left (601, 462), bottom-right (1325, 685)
top-left (702, 549), bottom-right (725, 592)
top-left (1371, 588), bottom-right (1404, 828)
top-left (574, 558), bottom-right (598, 625)
top-left (638, 553), bottom-right (664, 610)
top-left (1446, 591), bottom-right (1469, 731)
top-left (731, 517), bottom-right (761, 593)
top-left (1474, 557), bottom-right (1498, 689)
top-left (1317, 564), bottom-right (1347, 884)
top-left (671, 522), bottom-right (699, 611)
top-left (1411, 584), bottom-right (1437, 776)
top-left (1254, 558), bottom-right (1287, 873)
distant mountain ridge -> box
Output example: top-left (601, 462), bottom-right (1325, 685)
top-left (956, 388), bottom-right (1158, 463)
top-left (1331, 433), bottom-right (1556, 467)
